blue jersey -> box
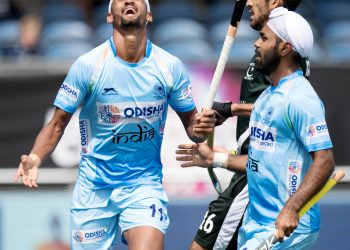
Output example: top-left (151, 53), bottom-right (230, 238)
top-left (246, 70), bottom-right (333, 233)
top-left (54, 38), bottom-right (195, 189)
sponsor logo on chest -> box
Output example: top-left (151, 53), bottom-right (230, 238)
top-left (246, 151), bottom-right (259, 173)
top-left (112, 124), bottom-right (155, 144)
top-left (250, 122), bottom-right (276, 153)
top-left (97, 101), bottom-right (165, 124)
top-left (102, 87), bottom-right (118, 96)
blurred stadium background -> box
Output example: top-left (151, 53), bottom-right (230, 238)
top-left (0, 0), bottom-right (349, 249)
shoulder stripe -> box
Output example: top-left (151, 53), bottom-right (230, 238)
top-left (153, 49), bottom-right (174, 90)
top-left (88, 43), bottom-right (111, 92)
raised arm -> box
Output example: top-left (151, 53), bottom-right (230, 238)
top-left (15, 108), bottom-right (72, 188)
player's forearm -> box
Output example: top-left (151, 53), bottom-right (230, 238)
top-left (283, 149), bottom-right (335, 213)
top-left (226, 154), bottom-right (248, 172)
top-left (231, 103), bottom-right (253, 117)
top-left (212, 153), bottom-right (247, 172)
top-left (212, 102), bottom-right (253, 118)
top-left (30, 118), bottom-right (67, 163)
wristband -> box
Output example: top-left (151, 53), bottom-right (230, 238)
top-left (212, 101), bottom-right (233, 118)
top-left (213, 153), bottom-right (228, 169)
top-left (29, 153), bottom-right (42, 165)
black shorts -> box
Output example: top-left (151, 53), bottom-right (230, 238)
top-left (194, 172), bottom-right (248, 250)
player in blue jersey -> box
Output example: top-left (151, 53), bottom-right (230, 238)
top-left (14, 0), bottom-right (216, 249)
top-left (176, 7), bottom-right (335, 250)
top-left (178, 1), bottom-right (309, 250)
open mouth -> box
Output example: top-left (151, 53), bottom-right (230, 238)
top-left (123, 7), bottom-right (137, 15)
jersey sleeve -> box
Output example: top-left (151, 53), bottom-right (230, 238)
top-left (167, 59), bottom-right (196, 112)
top-left (288, 95), bottom-right (333, 152)
top-left (53, 57), bottom-right (92, 114)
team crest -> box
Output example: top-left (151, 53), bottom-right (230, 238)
top-left (244, 62), bottom-right (255, 81)
top-left (153, 83), bottom-right (165, 100)
top-left (263, 107), bottom-right (274, 124)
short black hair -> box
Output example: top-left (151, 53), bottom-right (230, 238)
top-left (283, 0), bottom-right (301, 11)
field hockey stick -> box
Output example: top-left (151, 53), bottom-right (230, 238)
top-left (255, 170), bottom-right (345, 250)
top-left (204, 0), bottom-right (247, 194)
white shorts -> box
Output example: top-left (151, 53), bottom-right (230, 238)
top-left (70, 182), bottom-right (169, 250)
top-left (238, 219), bottom-right (319, 250)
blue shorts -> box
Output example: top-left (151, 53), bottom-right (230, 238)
top-left (70, 182), bottom-right (169, 250)
top-left (238, 219), bottom-right (319, 250)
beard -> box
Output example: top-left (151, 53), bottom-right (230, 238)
top-left (250, 5), bottom-right (270, 31)
top-left (113, 14), bottom-right (146, 30)
top-left (251, 12), bottom-right (269, 31)
top-left (121, 16), bottom-right (142, 28)
top-left (255, 44), bottom-right (281, 75)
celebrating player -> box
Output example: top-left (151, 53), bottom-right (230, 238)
top-left (15, 0), bottom-right (216, 249)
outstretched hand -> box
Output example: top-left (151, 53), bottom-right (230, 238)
top-left (15, 154), bottom-right (41, 188)
top-left (176, 143), bottom-right (214, 168)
